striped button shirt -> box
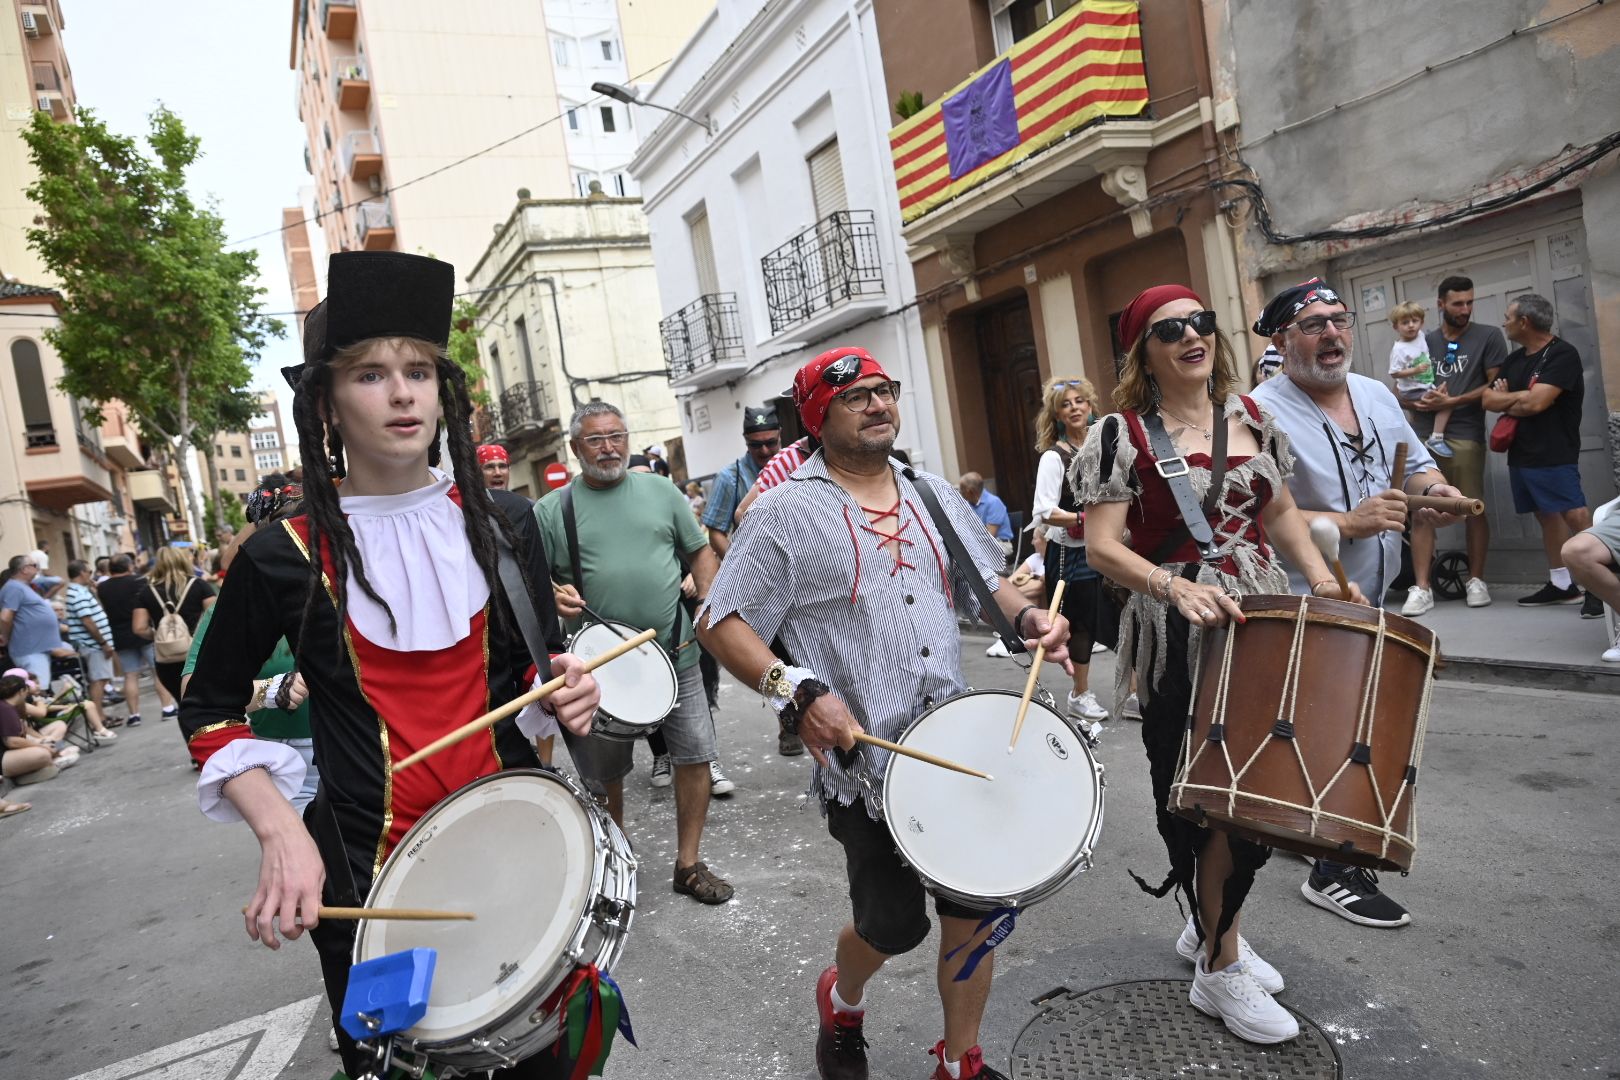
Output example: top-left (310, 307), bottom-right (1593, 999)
top-left (63, 582), bottom-right (111, 651)
top-left (702, 451), bottom-right (1004, 817)
top-left (755, 437), bottom-right (812, 491)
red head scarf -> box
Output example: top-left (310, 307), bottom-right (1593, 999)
top-left (792, 347), bottom-right (894, 438)
top-left (1117, 285), bottom-right (1206, 350)
top-left (476, 444), bottom-right (509, 466)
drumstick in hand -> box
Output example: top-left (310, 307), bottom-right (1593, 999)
top-left (392, 627), bottom-right (658, 775)
top-left (1390, 442), bottom-right (1409, 496)
top-left (1308, 518), bottom-right (1353, 601)
top-left (243, 906), bottom-right (475, 922)
top-left (1009, 579), bottom-right (1066, 753)
top-left (852, 733), bottom-right (992, 781)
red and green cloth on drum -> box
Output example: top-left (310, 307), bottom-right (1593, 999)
top-left (554, 964), bottom-right (637, 1079)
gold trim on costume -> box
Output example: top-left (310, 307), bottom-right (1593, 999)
top-left (188, 719), bottom-right (251, 745)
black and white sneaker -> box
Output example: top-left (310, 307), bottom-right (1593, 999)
top-left (1517, 582), bottom-right (1582, 606)
top-left (1301, 863), bottom-right (1411, 927)
top-left (1581, 591), bottom-right (1606, 619)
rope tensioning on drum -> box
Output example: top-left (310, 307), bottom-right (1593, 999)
top-left (1172, 597), bottom-right (1431, 864)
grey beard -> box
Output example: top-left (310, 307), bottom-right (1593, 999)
top-left (1290, 351), bottom-right (1348, 387)
top-left (581, 458), bottom-right (625, 484)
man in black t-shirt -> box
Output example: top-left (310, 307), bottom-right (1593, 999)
top-left (95, 554), bottom-right (176, 726)
top-left (1483, 293), bottom-right (1593, 608)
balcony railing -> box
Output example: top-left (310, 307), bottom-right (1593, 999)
top-left (357, 198), bottom-right (395, 249)
top-left (341, 129), bottom-right (382, 181)
top-left (25, 421), bottom-right (57, 449)
top-left (333, 55), bottom-right (370, 110)
top-left (495, 382), bottom-right (555, 440)
top-left (31, 61), bottom-right (60, 92)
top-left (761, 211), bottom-right (883, 335)
top-left (659, 294), bottom-right (745, 381)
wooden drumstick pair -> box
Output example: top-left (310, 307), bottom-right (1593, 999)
top-left (1392, 441), bottom-right (1485, 516)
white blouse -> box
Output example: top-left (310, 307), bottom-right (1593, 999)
top-left (1030, 447), bottom-right (1083, 548)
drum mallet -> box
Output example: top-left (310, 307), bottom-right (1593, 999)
top-left (1009, 579), bottom-right (1066, 752)
top-left (1308, 518), bottom-right (1353, 601)
top-left (392, 627), bottom-right (659, 775)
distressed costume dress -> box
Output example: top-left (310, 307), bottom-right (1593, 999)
top-left (1072, 395), bottom-right (1293, 936)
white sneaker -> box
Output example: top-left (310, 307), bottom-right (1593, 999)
top-left (1174, 915), bottom-right (1284, 993)
top-left (1400, 586), bottom-right (1434, 617)
top-left (649, 753), bottom-right (672, 788)
top-left (1067, 690), bottom-right (1109, 722)
top-left (708, 760), bottom-right (735, 796)
top-left (1189, 954), bottom-right (1299, 1044)
top-left (985, 637), bottom-right (1011, 658)
top-left (1465, 577), bottom-right (1492, 608)
top-left (1424, 433), bottom-right (1454, 459)
top-left (1603, 628), bottom-right (1620, 664)
top-left (327, 1028), bottom-right (340, 1052)
top-left (1091, 641), bottom-right (1108, 654)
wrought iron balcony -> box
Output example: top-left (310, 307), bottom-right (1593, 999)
top-left (659, 293), bottom-right (744, 382)
top-left (496, 381), bottom-right (555, 441)
top-left (24, 421), bottom-right (57, 449)
top-left (761, 210), bottom-right (883, 335)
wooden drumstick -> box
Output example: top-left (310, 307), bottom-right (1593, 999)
top-left (1390, 442), bottom-right (1409, 496)
top-left (1407, 494), bottom-right (1485, 516)
top-left (852, 733), bottom-right (993, 781)
top-left (1009, 579), bottom-right (1066, 753)
top-left (242, 906), bottom-right (476, 922)
top-left (391, 627), bottom-right (658, 775)
top-left (1308, 517), bottom-right (1353, 601)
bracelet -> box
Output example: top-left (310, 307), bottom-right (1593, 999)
top-left (761, 664), bottom-right (816, 713)
top-left (1013, 604), bottom-right (1038, 638)
top-left (1309, 580), bottom-right (1338, 595)
top-left (1420, 482), bottom-right (1443, 497)
top-left (1147, 566), bottom-right (1173, 602)
top-left (246, 679), bottom-right (269, 713)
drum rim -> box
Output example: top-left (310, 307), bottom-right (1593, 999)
top-left (1236, 593), bottom-right (1437, 655)
top-left (881, 689), bottom-right (1105, 908)
top-left (355, 768), bottom-right (633, 1054)
top-left (568, 619), bottom-right (678, 730)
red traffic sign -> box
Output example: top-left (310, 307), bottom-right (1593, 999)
top-left (543, 462), bottom-right (571, 490)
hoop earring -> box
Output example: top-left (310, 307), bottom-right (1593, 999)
top-left (327, 428), bottom-right (347, 479)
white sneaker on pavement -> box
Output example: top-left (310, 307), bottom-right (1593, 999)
top-left (1189, 954), bottom-right (1299, 1044)
top-left (985, 637), bottom-right (1011, 658)
top-left (1400, 586), bottom-right (1434, 617)
top-left (1603, 627), bottom-right (1620, 664)
top-left (1465, 577), bottom-right (1492, 608)
top-left (1091, 641), bottom-right (1108, 654)
top-left (1066, 690), bottom-right (1108, 722)
top-left (708, 760), bottom-right (735, 796)
top-left (1174, 915), bottom-right (1284, 993)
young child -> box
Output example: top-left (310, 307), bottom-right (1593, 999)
top-left (1386, 300), bottom-right (1453, 458)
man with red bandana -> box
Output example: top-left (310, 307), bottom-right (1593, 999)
top-left (477, 442), bottom-right (511, 489)
top-left (698, 346), bottom-right (1074, 1080)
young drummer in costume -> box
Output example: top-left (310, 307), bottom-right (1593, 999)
top-left (698, 347), bottom-right (1074, 1080)
top-left (1075, 285), bottom-right (1364, 1045)
top-left (179, 252), bottom-right (600, 1080)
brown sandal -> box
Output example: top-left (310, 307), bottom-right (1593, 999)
top-left (673, 861), bottom-right (735, 905)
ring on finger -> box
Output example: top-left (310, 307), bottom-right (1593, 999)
top-left (1199, 609), bottom-right (1214, 619)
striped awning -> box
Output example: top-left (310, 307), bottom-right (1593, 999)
top-left (890, 0), bottom-right (1150, 225)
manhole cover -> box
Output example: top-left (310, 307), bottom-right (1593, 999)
top-left (1009, 980), bottom-right (1341, 1079)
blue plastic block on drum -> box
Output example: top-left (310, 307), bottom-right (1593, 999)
top-left (340, 948), bottom-right (437, 1040)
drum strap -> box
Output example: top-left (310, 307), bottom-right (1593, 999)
top-left (559, 481), bottom-right (687, 658)
top-left (1141, 403), bottom-right (1229, 564)
top-left (492, 512), bottom-right (556, 685)
top-left (903, 468), bottom-right (1029, 654)
top-left (311, 785), bottom-right (360, 908)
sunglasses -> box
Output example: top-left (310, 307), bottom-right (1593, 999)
top-left (746, 436), bottom-right (780, 451)
top-left (1146, 310), bottom-right (1218, 343)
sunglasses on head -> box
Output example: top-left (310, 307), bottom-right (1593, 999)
top-left (1145, 310), bottom-right (1218, 343)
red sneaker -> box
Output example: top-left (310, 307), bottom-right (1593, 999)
top-left (815, 965), bottom-right (868, 1080)
top-left (929, 1040), bottom-right (1009, 1079)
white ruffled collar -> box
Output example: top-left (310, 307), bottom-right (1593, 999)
top-left (338, 469), bottom-right (489, 652)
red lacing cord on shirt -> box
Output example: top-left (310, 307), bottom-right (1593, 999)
top-left (841, 500), bottom-right (950, 602)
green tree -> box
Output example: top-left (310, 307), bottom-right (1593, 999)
top-left (22, 107), bottom-right (283, 537)
top-left (449, 297), bottom-right (491, 408)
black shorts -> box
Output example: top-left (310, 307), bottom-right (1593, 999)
top-left (825, 796), bottom-right (989, 955)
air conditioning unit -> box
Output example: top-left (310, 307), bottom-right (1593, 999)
top-left (21, 11), bottom-right (39, 36)
top-left (36, 94), bottom-right (51, 112)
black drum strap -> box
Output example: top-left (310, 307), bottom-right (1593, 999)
top-left (492, 513), bottom-right (555, 684)
top-left (904, 467), bottom-right (1028, 654)
top-left (1142, 403), bottom-right (1228, 564)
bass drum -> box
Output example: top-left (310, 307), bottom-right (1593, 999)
top-left (566, 620), bottom-right (677, 741)
top-left (882, 690), bottom-right (1105, 910)
top-left (353, 769), bottom-right (637, 1074)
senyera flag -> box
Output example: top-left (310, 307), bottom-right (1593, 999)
top-left (890, 0), bottom-right (1149, 224)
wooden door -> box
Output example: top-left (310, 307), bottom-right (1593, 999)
top-left (975, 296), bottom-right (1044, 521)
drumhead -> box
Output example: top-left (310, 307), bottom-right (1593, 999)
top-left (569, 620), bottom-right (677, 729)
top-left (884, 690), bottom-right (1102, 905)
top-left (355, 771), bottom-right (598, 1044)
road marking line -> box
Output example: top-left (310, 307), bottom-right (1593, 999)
top-left (63, 994), bottom-right (321, 1080)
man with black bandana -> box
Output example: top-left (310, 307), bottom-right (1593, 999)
top-left (1250, 277), bottom-right (1464, 929)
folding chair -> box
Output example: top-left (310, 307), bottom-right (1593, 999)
top-left (50, 675), bottom-right (96, 754)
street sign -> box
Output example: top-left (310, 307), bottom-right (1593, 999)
top-left (543, 462), bottom-right (570, 490)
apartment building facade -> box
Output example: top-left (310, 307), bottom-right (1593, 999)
top-left (212, 391), bottom-right (294, 501)
top-left (629, 0), bottom-right (939, 480)
top-left (0, 0), bottom-right (72, 285)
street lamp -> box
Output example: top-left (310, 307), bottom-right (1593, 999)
top-left (590, 81), bottom-right (714, 136)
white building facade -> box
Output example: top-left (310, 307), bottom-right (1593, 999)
top-left (628, 0), bottom-right (940, 479)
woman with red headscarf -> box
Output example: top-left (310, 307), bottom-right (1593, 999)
top-left (1075, 285), bottom-right (1361, 1046)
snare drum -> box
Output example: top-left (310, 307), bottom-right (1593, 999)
top-left (881, 690), bottom-right (1105, 909)
top-left (1170, 594), bottom-right (1438, 871)
top-left (353, 769), bottom-right (637, 1074)
top-left (567, 620), bottom-right (677, 741)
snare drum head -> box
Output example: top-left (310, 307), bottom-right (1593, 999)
top-left (884, 691), bottom-right (1101, 904)
top-left (569, 621), bottom-right (677, 729)
top-left (355, 771), bottom-right (598, 1044)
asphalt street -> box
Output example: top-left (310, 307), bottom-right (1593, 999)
top-left (2, 637), bottom-right (1616, 1079)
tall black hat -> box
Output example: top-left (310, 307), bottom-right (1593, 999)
top-left (282, 252), bottom-right (456, 389)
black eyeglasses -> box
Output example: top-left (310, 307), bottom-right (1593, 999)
top-left (821, 354), bottom-right (866, 387)
top-left (1146, 310), bottom-right (1218, 343)
top-left (1291, 311), bottom-right (1357, 336)
top-left (745, 436), bottom-right (780, 451)
top-left (834, 380), bottom-right (901, 413)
